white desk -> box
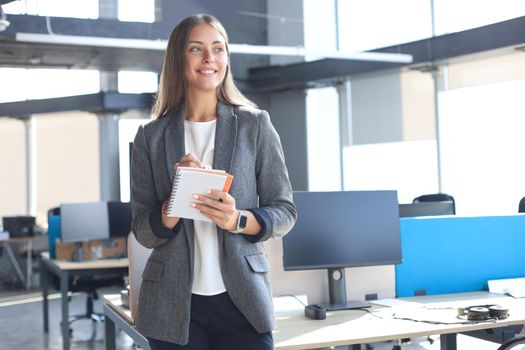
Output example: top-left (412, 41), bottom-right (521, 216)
top-left (103, 294), bottom-right (151, 350)
top-left (103, 291), bottom-right (525, 350)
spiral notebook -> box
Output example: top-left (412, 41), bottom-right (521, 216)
top-left (166, 166), bottom-right (234, 221)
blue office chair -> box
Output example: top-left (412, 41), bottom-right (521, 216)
top-left (413, 193), bottom-right (456, 215)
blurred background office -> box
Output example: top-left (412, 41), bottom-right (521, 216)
top-left (1, 0), bottom-right (525, 229)
top-left (1, 0), bottom-right (525, 349)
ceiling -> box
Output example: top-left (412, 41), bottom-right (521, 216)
top-left (0, 38), bottom-right (165, 71)
top-left (1, 13), bottom-right (525, 92)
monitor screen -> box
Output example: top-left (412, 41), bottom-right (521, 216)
top-left (399, 201), bottom-right (454, 218)
top-left (108, 201), bottom-right (132, 238)
top-left (60, 202), bottom-right (110, 243)
top-left (283, 190), bottom-right (402, 271)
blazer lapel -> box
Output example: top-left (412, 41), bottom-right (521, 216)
top-left (164, 105), bottom-right (186, 181)
top-left (163, 104), bottom-right (195, 265)
top-left (213, 102), bottom-right (237, 173)
top-left (213, 102), bottom-right (237, 251)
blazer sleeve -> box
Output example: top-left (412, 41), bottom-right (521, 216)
top-left (131, 125), bottom-right (179, 249)
top-left (251, 110), bottom-right (297, 242)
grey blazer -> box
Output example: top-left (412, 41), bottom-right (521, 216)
top-left (131, 101), bottom-right (297, 345)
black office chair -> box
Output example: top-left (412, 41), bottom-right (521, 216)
top-left (497, 335), bottom-right (525, 350)
top-left (413, 193), bottom-right (456, 215)
top-left (48, 207), bottom-right (125, 338)
top-left (518, 197), bottom-right (525, 213)
top-left (64, 274), bottom-right (124, 338)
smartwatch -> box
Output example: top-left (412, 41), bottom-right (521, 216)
top-left (231, 210), bottom-right (248, 233)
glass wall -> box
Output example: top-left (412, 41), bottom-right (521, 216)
top-left (3, 0), bottom-right (99, 18)
top-left (303, 0), bottom-right (525, 214)
top-left (433, 0), bottom-right (525, 35)
top-left (0, 69), bottom-right (100, 103)
top-left (3, 0), bottom-right (156, 22)
top-left (337, 0), bottom-right (432, 52)
top-left (439, 75), bottom-right (525, 215)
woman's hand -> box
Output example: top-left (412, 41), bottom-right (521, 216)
top-left (175, 152), bottom-right (206, 170)
top-left (161, 153), bottom-right (207, 229)
top-left (192, 190), bottom-right (238, 231)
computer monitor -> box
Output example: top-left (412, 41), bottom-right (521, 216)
top-left (60, 202), bottom-right (110, 244)
top-left (399, 201), bottom-right (455, 218)
top-left (282, 190), bottom-right (402, 310)
top-left (108, 201), bottom-right (132, 238)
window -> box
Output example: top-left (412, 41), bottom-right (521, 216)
top-left (118, 0), bottom-right (155, 23)
top-left (0, 68), bottom-right (99, 103)
top-left (438, 78), bottom-right (525, 215)
top-left (3, 0), bottom-right (98, 19)
top-left (433, 0), bottom-right (525, 35)
top-left (118, 71), bottom-right (158, 93)
top-left (337, 0), bottom-right (432, 52)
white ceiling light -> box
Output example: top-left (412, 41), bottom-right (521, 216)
top-left (16, 33), bottom-right (412, 63)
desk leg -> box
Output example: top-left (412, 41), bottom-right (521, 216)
top-left (26, 240), bottom-right (32, 289)
top-left (105, 311), bottom-right (116, 350)
top-left (440, 333), bottom-right (457, 350)
top-left (41, 259), bottom-right (49, 333)
top-left (61, 271), bottom-right (70, 350)
top-left (4, 244), bottom-right (25, 284)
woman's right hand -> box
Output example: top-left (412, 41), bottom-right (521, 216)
top-left (175, 153), bottom-right (205, 170)
top-left (161, 153), bottom-right (205, 229)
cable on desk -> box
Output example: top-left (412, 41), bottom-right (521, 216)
top-left (278, 294), bottom-right (307, 306)
top-left (357, 307), bottom-right (499, 326)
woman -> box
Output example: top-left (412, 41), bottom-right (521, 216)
top-left (131, 14), bottom-right (297, 350)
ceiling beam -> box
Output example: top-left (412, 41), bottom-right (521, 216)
top-left (0, 92), bottom-right (153, 117)
top-left (247, 15), bottom-right (525, 92)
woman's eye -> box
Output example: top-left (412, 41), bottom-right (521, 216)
top-left (215, 47), bottom-right (225, 53)
top-left (190, 47), bottom-right (201, 52)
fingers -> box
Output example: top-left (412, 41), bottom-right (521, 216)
top-left (192, 190), bottom-right (237, 229)
top-left (173, 153), bottom-right (205, 172)
top-left (193, 190), bottom-right (233, 210)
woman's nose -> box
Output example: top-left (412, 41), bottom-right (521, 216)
top-left (203, 49), bottom-right (215, 63)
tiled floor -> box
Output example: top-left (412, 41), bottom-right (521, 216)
top-left (0, 286), bottom-right (134, 350)
top-left (0, 286), bottom-right (521, 350)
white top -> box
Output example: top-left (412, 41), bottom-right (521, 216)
top-left (184, 119), bottom-right (226, 295)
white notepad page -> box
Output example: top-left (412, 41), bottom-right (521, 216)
top-left (166, 167), bottom-right (232, 222)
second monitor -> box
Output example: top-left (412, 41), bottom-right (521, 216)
top-left (283, 190), bottom-right (402, 310)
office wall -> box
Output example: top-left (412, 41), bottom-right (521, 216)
top-left (400, 69), bottom-right (436, 141)
top-left (447, 49), bottom-right (525, 89)
top-left (265, 238), bottom-right (396, 304)
top-left (36, 112), bottom-right (100, 224)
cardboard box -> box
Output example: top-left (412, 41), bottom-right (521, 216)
top-left (55, 238), bottom-right (126, 261)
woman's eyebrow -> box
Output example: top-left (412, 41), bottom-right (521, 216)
top-left (188, 40), bottom-right (224, 45)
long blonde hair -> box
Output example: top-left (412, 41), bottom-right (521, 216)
top-left (152, 14), bottom-right (255, 118)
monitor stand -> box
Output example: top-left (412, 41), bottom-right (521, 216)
top-left (72, 242), bottom-right (84, 262)
top-left (321, 268), bottom-right (370, 311)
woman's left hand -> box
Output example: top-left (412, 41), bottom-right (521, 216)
top-left (192, 190), bottom-right (238, 231)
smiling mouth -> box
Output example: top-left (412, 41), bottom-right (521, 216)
top-left (197, 69), bottom-right (217, 75)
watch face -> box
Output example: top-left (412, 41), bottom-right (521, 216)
top-left (239, 213), bottom-right (248, 229)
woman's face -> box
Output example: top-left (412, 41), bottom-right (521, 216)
top-left (184, 24), bottom-right (228, 94)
